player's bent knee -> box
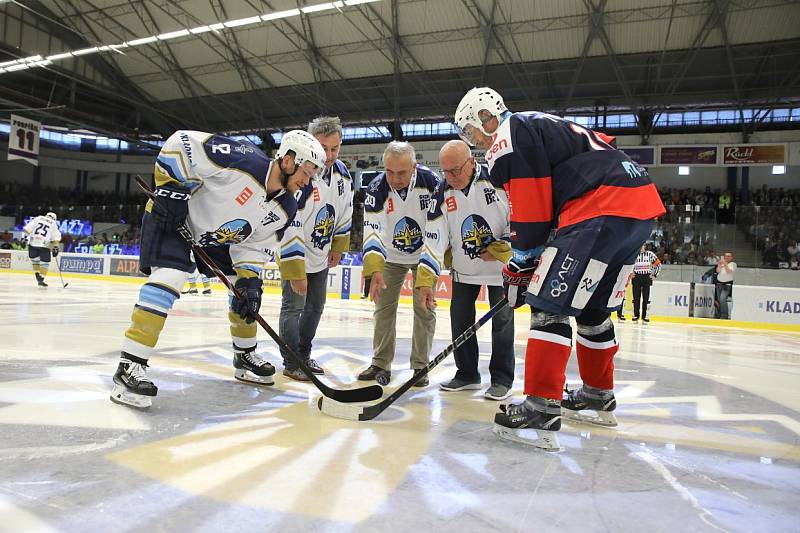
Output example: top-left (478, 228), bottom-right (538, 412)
top-left (149, 267), bottom-right (188, 293)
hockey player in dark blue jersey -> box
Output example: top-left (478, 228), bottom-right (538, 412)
top-left (455, 87), bottom-right (665, 449)
top-left (111, 130), bottom-right (324, 409)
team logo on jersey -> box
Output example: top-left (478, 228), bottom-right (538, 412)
top-left (198, 219), bottom-right (253, 246)
top-left (311, 204), bottom-right (336, 250)
top-left (391, 217), bottom-right (423, 254)
top-left (460, 215), bottom-right (495, 259)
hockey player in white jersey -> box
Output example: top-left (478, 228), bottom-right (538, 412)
top-left (357, 141), bottom-right (442, 386)
top-left (278, 117), bottom-right (353, 381)
top-left (23, 212), bottom-right (62, 288)
top-left (110, 130), bottom-right (325, 409)
top-left (417, 140), bottom-right (516, 400)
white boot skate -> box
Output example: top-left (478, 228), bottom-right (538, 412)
top-left (493, 400), bottom-right (562, 451)
top-left (562, 386), bottom-right (618, 427)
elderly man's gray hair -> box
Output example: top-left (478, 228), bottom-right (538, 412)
top-left (382, 141), bottom-right (416, 165)
top-left (308, 116), bottom-right (343, 137)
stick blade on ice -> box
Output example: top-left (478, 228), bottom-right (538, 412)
top-left (317, 396), bottom-right (364, 421)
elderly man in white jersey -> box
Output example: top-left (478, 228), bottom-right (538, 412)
top-left (278, 116), bottom-right (353, 381)
top-left (417, 140), bottom-right (516, 400)
top-left (110, 130), bottom-right (324, 409)
top-left (357, 141), bottom-right (442, 387)
top-left (23, 212), bottom-right (61, 288)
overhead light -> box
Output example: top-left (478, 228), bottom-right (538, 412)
top-left (46, 52), bottom-right (73, 61)
top-left (5, 63), bottom-right (31, 72)
top-left (32, 60), bottom-right (51, 67)
top-left (678, 166), bottom-right (690, 175)
top-left (157, 29), bottom-right (190, 40)
top-left (209, 23), bottom-right (225, 31)
top-left (344, 0), bottom-right (381, 5)
top-left (772, 165), bottom-right (786, 175)
top-left (22, 55), bottom-right (43, 62)
top-left (302, 2), bottom-right (337, 13)
top-left (127, 36), bottom-right (159, 46)
top-left (189, 25), bottom-right (212, 34)
top-left (0, 59), bottom-right (21, 67)
top-left (72, 47), bottom-right (99, 56)
top-left (261, 8), bottom-right (301, 21)
top-left (109, 43), bottom-right (129, 50)
top-left (223, 16), bottom-right (262, 28)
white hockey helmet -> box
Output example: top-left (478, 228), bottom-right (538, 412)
top-left (276, 130), bottom-right (325, 170)
top-left (46, 212), bottom-right (57, 221)
top-left (454, 87), bottom-right (507, 144)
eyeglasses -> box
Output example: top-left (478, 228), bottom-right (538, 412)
top-left (442, 158), bottom-right (471, 177)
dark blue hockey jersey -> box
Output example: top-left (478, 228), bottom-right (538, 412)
top-left (486, 112), bottom-right (665, 266)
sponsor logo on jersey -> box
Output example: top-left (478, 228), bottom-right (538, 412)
top-left (419, 194), bottom-right (431, 211)
top-left (528, 247), bottom-right (557, 297)
top-left (154, 188), bottom-right (191, 201)
top-left (387, 198), bottom-right (395, 214)
top-left (621, 161), bottom-right (644, 179)
top-left (570, 259), bottom-right (608, 309)
top-left (211, 142), bottom-right (255, 156)
top-left (483, 188), bottom-right (499, 205)
top-left (391, 217), bottom-right (423, 254)
top-left (607, 264), bottom-right (634, 308)
top-left (446, 197), bottom-right (457, 212)
top-left (460, 214), bottom-right (495, 259)
top-left (235, 186), bottom-right (253, 206)
top-left (364, 194), bottom-right (376, 209)
top-left (484, 119), bottom-right (513, 172)
top-left (179, 133), bottom-right (194, 165)
top-left (198, 219), bottom-right (253, 246)
top-left (311, 204), bottom-right (336, 250)
top-left (313, 187), bottom-right (321, 202)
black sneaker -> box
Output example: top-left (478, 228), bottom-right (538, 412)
top-left (642, 317), bottom-right (650, 323)
top-left (632, 316), bottom-right (639, 322)
top-left (283, 367), bottom-right (310, 382)
top-left (202, 289), bottom-right (212, 295)
top-left (358, 365), bottom-right (390, 385)
top-left (411, 369), bottom-right (429, 388)
top-left (617, 315), bottom-right (626, 321)
top-left (305, 358), bottom-right (324, 375)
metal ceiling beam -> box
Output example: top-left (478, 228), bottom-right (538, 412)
top-left (563, 0), bottom-right (607, 111)
top-left (461, 0), bottom-right (532, 105)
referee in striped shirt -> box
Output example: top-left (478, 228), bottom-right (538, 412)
top-left (632, 244), bottom-right (661, 322)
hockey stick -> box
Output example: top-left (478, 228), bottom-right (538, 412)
top-left (135, 175), bottom-right (383, 403)
top-left (54, 251), bottom-right (69, 288)
top-left (319, 298), bottom-right (509, 421)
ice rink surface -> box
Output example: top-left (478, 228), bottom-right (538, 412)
top-left (1, 271), bottom-right (799, 533)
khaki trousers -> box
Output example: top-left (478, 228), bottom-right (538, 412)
top-left (371, 262), bottom-right (436, 370)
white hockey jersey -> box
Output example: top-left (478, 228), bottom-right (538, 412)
top-left (279, 160), bottom-right (353, 279)
top-left (362, 165), bottom-right (442, 276)
top-left (153, 130), bottom-right (297, 275)
top-left (418, 164), bottom-right (511, 287)
top-left (23, 216), bottom-right (62, 248)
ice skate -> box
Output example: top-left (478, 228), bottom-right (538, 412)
top-left (493, 400), bottom-right (561, 451)
top-left (202, 288), bottom-right (212, 295)
top-left (35, 273), bottom-right (48, 288)
top-left (233, 346), bottom-right (275, 385)
top-left (110, 357), bottom-right (158, 409)
top-left (561, 386), bottom-right (618, 427)
top-left (181, 288), bottom-right (198, 295)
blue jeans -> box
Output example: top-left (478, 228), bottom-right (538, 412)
top-left (450, 282), bottom-right (515, 388)
top-left (279, 269), bottom-right (329, 369)
top-left (715, 282), bottom-right (733, 319)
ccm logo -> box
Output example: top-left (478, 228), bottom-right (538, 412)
top-left (236, 186), bottom-right (253, 206)
top-left (154, 188), bottom-right (190, 201)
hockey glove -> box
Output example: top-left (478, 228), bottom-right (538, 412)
top-left (51, 246), bottom-right (59, 257)
top-left (232, 277), bottom-right (263, 324)
top-left (502, 261), bottom-right (536, 309)
top-left (149, 184), bottom-right (190, 232)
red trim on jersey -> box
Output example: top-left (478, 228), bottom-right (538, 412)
top-left (558, 183), bottom-right (665, 229)
top-left (505, 177), bottom-right (553, 223)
